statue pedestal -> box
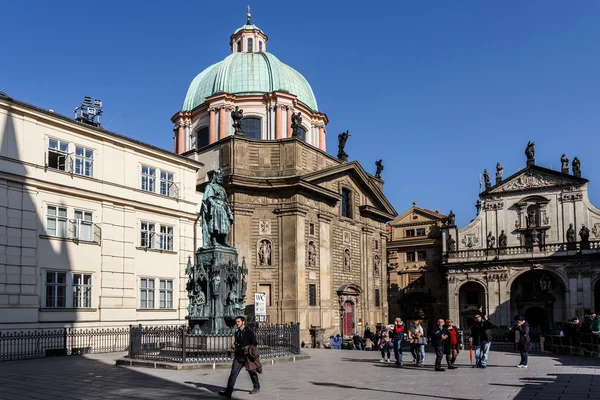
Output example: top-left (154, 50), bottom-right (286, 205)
top-left (189, 245), bottom-right (247, 333)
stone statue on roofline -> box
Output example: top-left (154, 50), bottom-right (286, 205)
top-left (561, 154), bottom-right (569, 174)
top-left (375, 159), bottom-right (384, 179)
top-left (337, 130), bottom-right (351, 162)
top-left (525, 141), bottom-right (535, 166)
top-left (572, 157), bottom-right (581, 178)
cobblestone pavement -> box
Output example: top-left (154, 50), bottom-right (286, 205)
top-left (0, 349), bottom-right (599, 400)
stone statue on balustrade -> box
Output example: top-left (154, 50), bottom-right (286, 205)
top-left (498, 230), bottom-right (507, 248)
top-left (447, 235), bottom-right (456, 252)
top-left (291, 112), bottom-right (302, 138)
top-left (566, 223), bottom-right (576, 243)
top-left (232, 106), bottom-right (244, 136)
top-left (201, 169), bottom-right (234, 247)
top-left (487, 231), bottom-right (495, 249)
top-left (579, 225), bottom-right (590, 242)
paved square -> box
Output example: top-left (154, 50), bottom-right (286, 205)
top-left (0, 348), bottom-right (599, 399)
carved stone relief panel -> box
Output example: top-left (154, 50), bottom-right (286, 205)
top-left (343, 231), bottom-right (351, 244)
top-left (461, 234), bottom-right (480, 248)
top-left (259, 219), bottom-right (271, 235)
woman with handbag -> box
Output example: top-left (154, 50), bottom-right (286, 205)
top-left (444, 319), bottom-right (462, 369)
top-left (379, 325), bottom-right (392, 362)
top-left (409, 320), bottom-right (425, 366)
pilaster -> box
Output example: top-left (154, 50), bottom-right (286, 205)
top-left (209, 108), bottom-right (216, 144)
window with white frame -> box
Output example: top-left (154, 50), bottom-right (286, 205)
top-left (72, 210), bottom-right (93, 241)
top-left (47, 138), bottom-right (69, 171)
top-left (141, 165), bottom-right (156, 192)
top-left (74, 146), bottom-right (94, 177)
top-left (140, 222), bottom-right (155, 248)
top-left (159, 225), bottom-right (174, 251)
top-left (72, 273), bottom-right (92, 308)
top-left (160, 171), bottom-right (174, 196)
top-left (159, 279), bottom-right (173, 309)
top-left (44, 271), bottom-right (93, 308)
top-left (140, 278), bottom-right (155, 309)
top-left (45, 271), bottom-right (67, 308)
top-left (47, 205), bottom-right (68, 237)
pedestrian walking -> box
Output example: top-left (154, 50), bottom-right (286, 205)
top-left (511, 315), bottom-right (531, 368)
top-left (470, 314), bottom-right (495, 368)
top-left (392, 318), bottom-right (405, 365)
top-left (432, 318), bottom-right (448, 372)
top-left (219, 316), bottom-right (261, 398)
top-left (444, 319), bottom-right (462, 369)
top-left (379, 325), bottom-right (392, 362)
top-left (408, 320), bottom-right (425, 366)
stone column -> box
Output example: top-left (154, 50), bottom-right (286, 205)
top-left (361, 227), bottom-right (374, 327)
top-left (582, 270), bottom-right (594, 312)
top-left (447, 279), bottom-right (460, 327)
top-left (567, 270), bottom-right (579, 318)
top-left (209, 108), bottom-right (217, 144)
top-left (319, 126), bottom-right (326, 151)
top-left (286, 107), bottom-right (293, 138)
top-left (318, 213), bottom-right (333, 331)
top-left (219, 107), bottom-right (228, 140)
top-left (275, 106), bottom-right (282, 140)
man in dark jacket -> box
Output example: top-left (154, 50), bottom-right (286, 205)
top-left (470, 314), bottom-right (495, 369)
top-left (392, 318), bottom-right (405, 365)
top-left (219, 316), bottom-right (260, 398)
top-left (431, 318), bottom-right (448, 371)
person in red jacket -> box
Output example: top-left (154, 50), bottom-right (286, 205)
top-left (392, 317), bottom-right (405, 365)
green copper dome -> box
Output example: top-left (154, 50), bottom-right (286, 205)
top-left (182, 52), bottom-right (319, 112)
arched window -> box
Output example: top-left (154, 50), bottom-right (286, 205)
top-left (242, 118), bottom-right (261, 140)
top-left (259, 41), bottom-right (263, 52)
top-left (236, 40), bottom-right (242, 52)
top-left (247, 38), bottom-right (253, 53)
top-left (196, 127), bottom-right (209, 149)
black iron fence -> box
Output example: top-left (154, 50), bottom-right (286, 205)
top-left (128, 323), bottom-right (301, 363)
top-left (461, 328), bottom-right (541, 353)
top-left (0, 327), bottom-right (130, 362)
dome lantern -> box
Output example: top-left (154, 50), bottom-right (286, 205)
top-left (230, 6), bottom-right (268, 54)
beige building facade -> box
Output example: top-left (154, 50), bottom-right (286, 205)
top-left (0, 94), bottom-right (203, 328)
top-left (386, 204), bottom-right (446, 328)
top-left (442, 146), bottom-right (600, 331)
top-left (187, 137), bottom-right (395, 342)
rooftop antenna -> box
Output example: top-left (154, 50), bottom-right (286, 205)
top-left (74, 96), bottom-right (104, 127)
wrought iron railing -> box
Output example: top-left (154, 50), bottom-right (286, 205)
top-left (0, 327), bottom-right (130, 362)
top-left (128, 323), bottom-right (301, 363)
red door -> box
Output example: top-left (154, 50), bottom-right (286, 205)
top-left (343, 301), bottom-right (354, 337)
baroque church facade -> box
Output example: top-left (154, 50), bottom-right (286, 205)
top-left (173, 15), bottom-right (396, 342)
top-left (442, 144), bottom-right (600, 331)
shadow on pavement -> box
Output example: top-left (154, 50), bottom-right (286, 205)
top-left (0, 355), bottom-right (220, 399)
top-left (309, 381), bottom-right (480, 400)
top-left (510, 374), bottom-right (596, 399)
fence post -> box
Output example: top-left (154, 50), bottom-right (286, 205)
top-left (128, 325), bottom-right (133, 358)
top-left (181, 328), bottom-right (186, 363)
top-left (63, 328), bottom-right (68, 356)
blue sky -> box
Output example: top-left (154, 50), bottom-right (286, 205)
top-left (2, 1), bottom-right (599, 226)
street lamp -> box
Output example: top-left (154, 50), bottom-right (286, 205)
top-left (539, 273), bottom-right (551, 292)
